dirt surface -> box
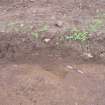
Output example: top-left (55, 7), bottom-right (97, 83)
top-left (0, 0), bottom-right (105, 105)
top-left (0, 60), bottom-right (105, 105)
top-left (0, 0), bottom-right (105, 61)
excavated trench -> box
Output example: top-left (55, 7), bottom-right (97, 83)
top-left (0, 0), bottom-right (105, 105)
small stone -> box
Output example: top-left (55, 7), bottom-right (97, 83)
top-left (77, 70), bottom-right (84, 74)
top-left (44, 38), bottom-right (51, 43)
top-left (55, 21), bottom-right (63, 27)
top-left (30, 0), bottom-right (34, 2)
top-left (83, 52), bottom-right (93, 59)
top-left (20, 24), bottom-right (24, 27)
top-left (66, 65), bottom-right (73, 69)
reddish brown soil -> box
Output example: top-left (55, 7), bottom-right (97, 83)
top-left (0, 0), bottom-right (105, 105)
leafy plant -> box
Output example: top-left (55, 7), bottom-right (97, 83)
top-left (31, 32), bottom-right (39, 39)
top-left (88, 19), bottom-right (104, 32)
top-left (96, 12), bottom-right (105, 19)
top-left (65, 30), bottom-right (88, 42)
top-left (64, 14), bottom-right (105, 42)
top-left (31, 24), bottom-right (49, 39)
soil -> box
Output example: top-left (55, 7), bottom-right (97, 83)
top-left (0, 0), bottom-right (105, 105)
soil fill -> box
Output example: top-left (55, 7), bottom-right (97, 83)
top-left (0, 0), bottom-right (105, 105)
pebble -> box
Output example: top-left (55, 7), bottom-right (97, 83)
top-left (66, 65), bottom-right (73, 69)
top-left (83, 52), bottom-right (93, 59)
top-left (77, 70), bottom-right (84, 74)
top-left (20, 24), bottom-right (24, 27)
top-left (30, 0), bottom-right (34, 2)
top-left (55, 21), bottom-right (63, 27)
top-left (43, 38), bottom-right (51, 43)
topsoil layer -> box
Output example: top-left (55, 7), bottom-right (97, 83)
top-left (0, 0), bottom-right (105, 105)
top-left (0, 0), bottom-right (105, 62)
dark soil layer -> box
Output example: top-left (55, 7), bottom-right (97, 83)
top-left (0, 0), bottom-right (105, 105)
top-left (0, 0), bottom-right (105, 62)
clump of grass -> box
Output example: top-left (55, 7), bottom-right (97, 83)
top-left (88, 19), bottom-right (104, 32)
top-left (31, 32), bottom-right (39, 39)
top-left (64, 14), bottom-right (105, 42)
top-left (65, 29), bottom-right (88, 42)
top-left (31, 24), bottom-right (49, 39)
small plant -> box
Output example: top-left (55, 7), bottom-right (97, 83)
top-left (65, 30), bottom-right (88, 42)
top-left (96, 12), bottom-right (105, 19)
top-left (31, 32), bottom-right (39, 39)
top-left (64, 13), bottom-right (105, 43)
top-left (31, 24), bottom-right (49, 39)
top-left (39, 25), bottom-right (48, 32)
top-left (88, 19), bottom-right (104, 32)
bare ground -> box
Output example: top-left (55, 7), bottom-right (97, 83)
top-left (0, 0), bottom-right (105, 105)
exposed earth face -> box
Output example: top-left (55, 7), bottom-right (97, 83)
top-left (0, 0), bottom-right (105, 105)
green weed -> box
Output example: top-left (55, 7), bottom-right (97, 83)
top-left (88, 19), bottom-right (104, 32)
top-left (31, 32), bottom-right (39, 39)
top-left (65, 30), bottom-right (88, 42)
top-left (39, 25), bottom-right (48, 32)
top-left (65, 13), bottom-right (105, 42)
top-left (31, 24), bottom-right (48, 39)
